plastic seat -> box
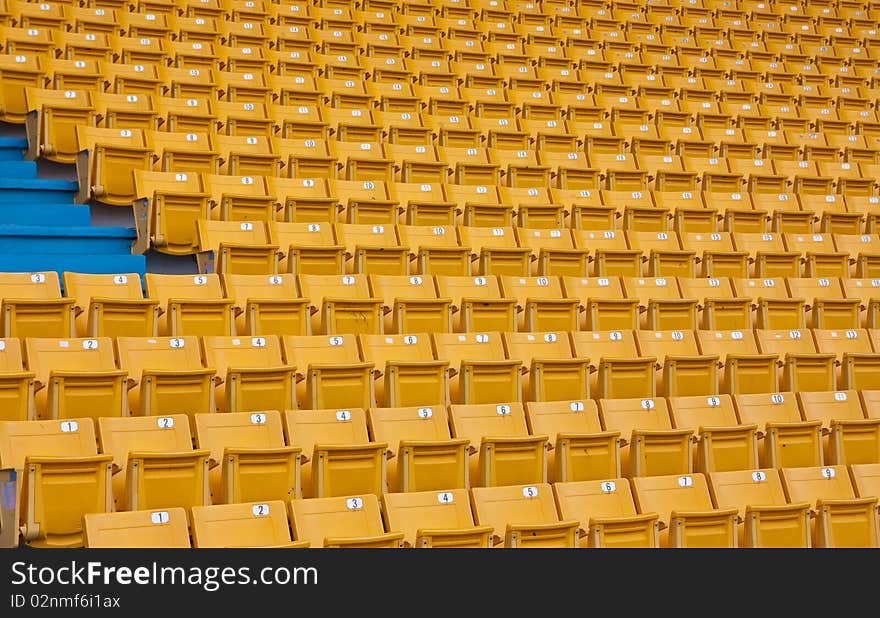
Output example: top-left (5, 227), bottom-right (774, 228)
top-left (669, 393), bottom-right (759, 474)
top-left (431, 331), bottom-right (521, 404)
top-left (622, 276), bottom-right (698, 330)
top-left (132, 170), bottom-right (210, 255)
top-left (381, 489), bottom-right (493, 548)
top-left (813, 328), bottom-right (880, 390)
top-left (397, 224), bottom-right (471, 276)
top-left (503, 330), bottom-right (591, 402)
top-left (24, 88), bottom-right (96, 164)
top-left (626, 230), bottom-right (697, 278)
top-left (560, 275), bottom-right (639, 331)
top-left (282, 334), bottom-right (374, 410)
top-left (74, 126), bottom-right (151, 206)
top-left (569, 329), bottom-right (655, 399)
top-left (552, 478), bottom-right (661, 548)
top-left (635, 329), bottom-right (719, 397)
top-left (0, 417), bottom-right (113, 548)
top-left (368, 274), bottom-right (452, 334)
top-left (731, 231), bottom-right (800, 278)
top-left (83, 507), bottom-right (191, 548)
top-left (631, 472), bottom-right (738, 547)
top-left (707, 468), bottom-right (811, 548)
top-left (786, 277), bottom-right (859, 329)
top-left (204, 174), bottom-right (276, 222)
top-left (434, 275), bottom-right (517, 333)
top-left (269, 221), bottom-right (344, 276)
top-left (115, 336), bottom-right (214, 419)
top-left (367, 405), bottom-right (469, 493)
top-left (499, 275), bottom-right (579, 332)
top-left (0, 55), bottom-right (45, 125)
top-left (524, 399), bottom-right (621, 483)
top-left (146, 129), bottom-right (218, 174)
top-left (211, 134), bottom-right (280, 177)
top-left (698, 329), bottom-right (780, 394)
top-left (680, 231), bottom-right (750, 278)
top-left (514, 227), bottom-right (589, 277)
top-left (797, 390), bottom-right (880, 466)
top-left (469, 483), bottom-right (579, 547)
top-left (598, 396), bottom-right (694, 478)
top-left (25, 337), bottom-right (127, 422)
top-left (193, 410), bottom-right (302, 505)
top-left (284, 408), bottom-right (387, 499)
top-left (154, 97), bottom-right (216, 134)
top-left (780, 465), bottom-right (879, 547)
top-left (357, 333), bottom-right (448, 408)
top-left (449, 402), bottom-right (547, 487)
top-left (191, 500), bottom-right (306, 548)
top-left (220, 273), bottom-right (310, 336)
top-left (96, 414), bottom-right (210, 513)
top-left (289, 494), bottom-right (403, 547)
top-left (61, 271), bottom-right (155, 340)
top-left (733, 391), bottom-right (824, 468)
top-left (196, 219), bottom-right (279, 276)
top-left (144, 273), bottom-right (235, 337)
top-left (679, 278), bottom-right (751, 330)
top-left (296, 274), bottom-right (383, 336)
top-left (458, 225), bottom-right (531, 276)
top-left (783, 232), bottom-right (849, 278)
top-left (0, 271), bottom-right (75, 339)
top-left (201, 335), bottom-right (296, 413)
top-left (0, 338), bottom-right (35, 421)
top-left (334, 222), bottom-right (410, 276)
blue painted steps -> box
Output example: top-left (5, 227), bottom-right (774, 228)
top-left (0, 135), bottom-right (146, 276)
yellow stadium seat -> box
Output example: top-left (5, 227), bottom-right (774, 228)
top-left (193, 410), bottom-right (302, 504)
top-left (335, 222), bottom-right (410, 275)
top-left (284, 408), bottom-right (387, 499)
top-left (0, 271), bottom-right (75, 339)
top-left (707, 468), bottom-right (811, 548)
top-left (282, 333), bottom-right (374, 410)
top-left (296, 273), bottom-right (383, 336)
top-left (368, 274), bottom-right (453, 334)
top-left (431, 331), bottom-right (521, 404)
top-left (797, 390), bottom-right (880, 466)
top-left (668, 394), bottom-right (759, 473)
top-left (397, 224), bottom-right (471, 276)
top-left (733, 391), bottom-right (824, 468)
top-left (0, 54), bottom-right (44, 124)
top-left (367, 405), bottom-right (469, 493)
top-left (96, 414), bottom-right (210, 513)
top-left (524, 399), bottom-right (621, 483)
top-left (357, 333), bottom-right (449, 408)
top-left (0, 417), bottom-right (113, 548)
top-left (115, 335), bottom-right (214, 420)
top-left (201, 335), bottom-right (296, 413)
top-left (191, 501), bottom-right (308, 548)
top-left (434, 275), bottom-right (517, 333)
top-left (499, 275), bottom-right (579, 332)
top-left (211, 133), bottom-right (280, 177)
top-left (220, 273), bottom-right (309, 336)
top-left (62, 272), bottom-right (158, 338)
top-left (514, 227), bottom-right (589, 277)
top-left (83, 508), bottom-right (191, 548)
top-left (635, 329), bottom-right (719, 397)
top-left (560, 275), bottom-right (639, 331)
top-left (24, 88), bottom-right (97, 164)
top-left (289, 494), bottom-right (404, 547)
top-left (448, 402), bottom-right (547, 488)
top-left (569, 329), bottom-right (656, 399)
top-left (205, 173), bottom-right (276, 221)
top-left (622, 276), bottom-right (698, 330)
top-left (503, 331), bottom-right (590, 402)
top-left (780, 465), bottom-right (879, 547)
top-left (144, 273), bottom-right (235, 337)
top-left (74, 126), bottom-right (151, 206)
top-left (195, 219), bottom-right (280, 276)
top-left (552, 478), bottom-right (661, 548)
top-left (381, 489), bottom-right (494, 548)
top-left (269, 221), bottom-right (345, 276)
top-left (679, 278), bottom-right (751, 330)
top-left (458, 225), bottom-right (531, 277)
top-left (0, 338), bottom-right (35, 421)
top-left (631, 473), bottom-right (738, 547)
top-left (470, 483), bottom-right (580, 548)
top-left (25, 337), bottom-right (126, 421)
top-left (598, 396), bottom-right (694, 478)
top-left (146, 129), bottom-right (218, 173)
